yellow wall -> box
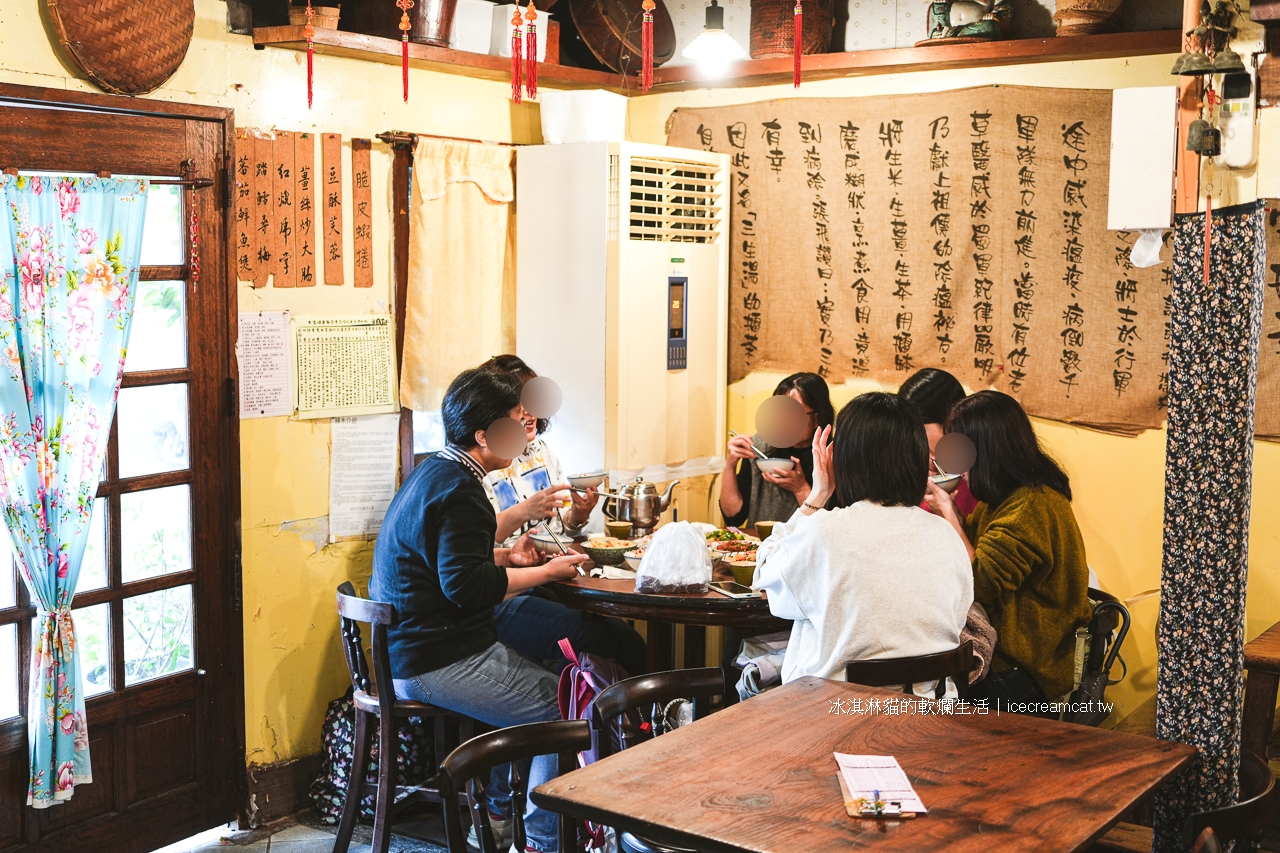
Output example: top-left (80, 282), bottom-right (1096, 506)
top-left (0, 0), bottom-right (546, 766)
top-left (625, 55), bottom-right (1280, 724)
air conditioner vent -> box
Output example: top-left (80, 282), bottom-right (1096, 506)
top-left (627, 156), bottom-right (722, 243)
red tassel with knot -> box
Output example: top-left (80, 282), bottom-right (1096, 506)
top-left (305, 0), bottom-right (315, 107)
top-left (641, 0), bottom-right (655, 91)
top-left (525, 1), bottom-right (538, 99)
top-left (793, 0), bottom-right (802, 88)
top-left (397, 0), bottom-right (413, 101)
top-left (511, 7), bottom-right (523, 103)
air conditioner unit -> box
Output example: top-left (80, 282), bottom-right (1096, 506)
top-left (515, 142), bottom-right (729, 483)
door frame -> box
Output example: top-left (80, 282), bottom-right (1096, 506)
top-left (0, 81), bottom-right (245, 847)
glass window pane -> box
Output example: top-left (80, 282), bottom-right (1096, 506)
top-left (139, 184), bottom-right (183, 267)
top-left (121, 486), bottom-right (191, 583)
top-left (123, 585), bottom-right (193, 686)
top-left (125, 280), bottom-right (187, 372)
top-left (75, 498), bottom-right (108, 595)
top-left (0, 531), bottom-right (13, 609)
top-left (117, 384), bottom-right (190, 478)
top-left (413, 409), bottom-right (445, 454)
top-left (0, 624), bottom-right (16, 719)
top-left (73, 603), bottom-right (111, 697)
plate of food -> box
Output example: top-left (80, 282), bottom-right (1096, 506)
top-left (582, 537), bottom-right (637, 567)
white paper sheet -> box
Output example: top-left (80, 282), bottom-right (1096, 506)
top-left (294, 315), bottom-right (398, 419)
top-left (238, 311), bottom-right (292, 418)
top-left (834, 753), bottom-right (928, 815)
top-left (1107, 87), bottom-right (1178, 230)
top-left (329, 414), bottom-right (401, 542)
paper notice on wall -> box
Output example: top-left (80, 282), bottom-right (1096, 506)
top-left (293, 315), bottom-right (398, 418)
top-left (238, 311), bottom-right (292, 418)
top-left (329, 413), bottom-right (401, 541)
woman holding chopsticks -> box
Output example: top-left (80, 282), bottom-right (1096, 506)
top-left (719, 372), bottom-right (835, 528)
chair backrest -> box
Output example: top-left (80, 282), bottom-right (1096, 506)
top-left (335, 581), bottom-right (399, 720)
top-left (844, 641), bottom-right (974, 700)
top-left (1084, 587), bottom-right (1130, 676)
top-left (1183, 752), bottom-right (1276, 852)
top-left (439, 720), bottom-right (591, 853)
top-left (1193, 827), bottom-right (1223, 853)
top-left (590, 667), bottom-right (728, 760)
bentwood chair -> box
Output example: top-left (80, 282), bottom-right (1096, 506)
top-left (333, 582), bottom-right (478, 853)
top-left (844, 641), bottom-right (975, 701)
top-left (590, 668), bottom-right (730, 853)
top-left (439, 720), bottom-right (591, 853)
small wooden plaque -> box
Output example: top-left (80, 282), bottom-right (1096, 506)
top-left (234, 130), bottom-right (254, 283)
top-left (251, 132), bottom-right (274, 289)
top-left (272, 130), bottom-right (297, 288)
top-left (351, 138), bottom-right (374, 289)
top-left (295, 132), bottom-right (317, 287)
top-left (322, 133), bottom-right (345, 285)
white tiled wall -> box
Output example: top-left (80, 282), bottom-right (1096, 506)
top-left (661, 0), bottom-right (1180, 64)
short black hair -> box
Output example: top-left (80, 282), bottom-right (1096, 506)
top-left (832, 392), bottom-right (929, 507)
top-left (899, 368), bottom-right (966, 425)
top-left (773, 372), bottom-right (835, 430)
top-left (479, 353), bottom-right (548, 435)
top-left (945, 390), bottom-right (1071, 507)
top-left (442, 368), bottom-right (523, 449)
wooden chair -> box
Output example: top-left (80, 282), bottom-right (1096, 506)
top-left (1091, 752), bottom-right (1275, 853)
top-left (590, 668), bottom-right (729, 853)
top-left (844, 641), bottom-right (974, 700)
top-left (439, 720), bottom-right (591, 853)
top-left (333, 581), bottom-right (478, 853)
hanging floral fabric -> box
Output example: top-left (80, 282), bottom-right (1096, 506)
top-left (0, 175), bottom-right (147, 807)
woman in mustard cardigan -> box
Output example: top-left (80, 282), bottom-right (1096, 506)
top-left (926, 390), bottom-right (1092, 713)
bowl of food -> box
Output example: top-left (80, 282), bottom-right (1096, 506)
top-left (582, 537), bottom-right (636, 567)
top-left (529, 531), bottom-right (573, 556)
top-left (756, 459), bottom-right (795, 475)
top-left (754, 521), bottom-right (776, 539)
top-left (721, 552), bottom-right (758, 586)
top-left (622, 546), bottom-right (646, 571)
top-left (930, 473), bottom-right (963, 494)
top-left (568, 471), bottom-right (606, 490)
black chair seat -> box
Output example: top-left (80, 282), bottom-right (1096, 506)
top-left (351, 689), bottom-right (437, 717)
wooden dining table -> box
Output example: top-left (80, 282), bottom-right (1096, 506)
top-left (532, 677), bottom-right (1196, 853)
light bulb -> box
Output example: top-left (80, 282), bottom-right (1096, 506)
top-left (681, 0), bottom-right (746, 76)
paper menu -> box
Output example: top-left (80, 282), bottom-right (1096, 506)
top-left (238, 311), bottom-right (293, 418)
top-left (293, 315), bottom-right (398, 418)
top-left (329, 414), bottom-right (401, 542)
top-left (834, 754), bottom-right (927, 815)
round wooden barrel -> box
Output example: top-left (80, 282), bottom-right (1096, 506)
top-left (567, 0), bottom-right (676, 75)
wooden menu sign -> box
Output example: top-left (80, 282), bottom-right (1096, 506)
top-left (234, 129), bottom-right (254, 283)
top-left (251, 132), bottom-right (274, 289)
top-left (296, 132), bottom-right (317, 287)
top-left (323, 133), bottom-right (345, 285)
top-left (668, 86), bottom-right (1173, 434)
top-left (351, 138), bottom-right (374, 288)
top-left (1259, 206), bottom-right (1280, 439)
top-left (272, 130), bottom-right (296, 288)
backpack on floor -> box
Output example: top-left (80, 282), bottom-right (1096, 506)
top-left (308, 688), bottom-right (432, 824)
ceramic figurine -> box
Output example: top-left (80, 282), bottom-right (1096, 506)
top-left (919, 0), bottom-right (1012, 43)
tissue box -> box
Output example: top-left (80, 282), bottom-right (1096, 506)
top-left (538, 89), bottom-right (628, 145)
top-left (491, 3), bottom-right (548, 61)
top-left (450, 0), bottom-right (494, 53)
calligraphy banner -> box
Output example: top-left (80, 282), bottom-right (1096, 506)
top-left (668, 86), bottom-right (1172, 434)
top-left (1260, 205), bottom-right (1280, 439)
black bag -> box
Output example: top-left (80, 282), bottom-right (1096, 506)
top-left (309, 688), bottom-right (432, 824)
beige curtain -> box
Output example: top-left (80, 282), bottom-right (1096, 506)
top-left (401, 138), bottom-right (516, 411)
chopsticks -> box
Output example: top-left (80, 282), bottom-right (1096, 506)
top-left (729, 430), bottom-right (770, 460)
top-left (538, 521), bottom-right (585, 575)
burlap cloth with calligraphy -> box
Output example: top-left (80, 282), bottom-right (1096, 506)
top-left (668, 86), bottom-right (1172, 434)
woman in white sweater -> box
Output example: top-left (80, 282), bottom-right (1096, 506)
top-left (754, 392), bottom-right (974, 698)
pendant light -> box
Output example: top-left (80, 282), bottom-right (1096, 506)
top-left (681, 0), bottom-right (746, 77)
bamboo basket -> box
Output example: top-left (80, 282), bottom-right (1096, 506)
top-left (750, 0), bottom-right (833, 59)
top-left (289, 4), bottom-right (342, 27)
top-left (1053, 0), bottom-right (1124, 35)
top-left (44, 0), bottom-right (195, 95)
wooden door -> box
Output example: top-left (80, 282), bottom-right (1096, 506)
top-left (0, 85), bottom-right (243, 853)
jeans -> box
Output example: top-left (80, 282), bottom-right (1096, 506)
top-left (395, 642), bottom-right (563, 852)
top-left (495, 588), bottom-right (649, 678)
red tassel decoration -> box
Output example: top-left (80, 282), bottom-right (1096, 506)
top-left (525, 1), bottom-right (538, 99)
top-left (397, 0), bottom-right (413, 102)
top-left (641, 0), bottom-right (655, 92)
top-left (305, 0), bottom-right (315, 108)
top-left (511, 7), bottom-right (523, 104)
top-left (793, 0), bottom-right (802, 88)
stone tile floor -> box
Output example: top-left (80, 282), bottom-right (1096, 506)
top-left (149, 809), bottom-right (451, 853)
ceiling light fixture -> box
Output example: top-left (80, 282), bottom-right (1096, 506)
top-left (681, 0), bottom-right (746, 76)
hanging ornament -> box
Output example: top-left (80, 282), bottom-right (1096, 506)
top-left (305, 0), bottom-right (316, 108)
top-left (792, 0), bottom-right (802, 88)
top-left (397, 0), bottom-right (414, 102)
top-left (511, 6), bottom-right (523, 103)
top-left (641, 0), bottom-right (655, 92)
top-left (525, 0), bottom-right (538, 99)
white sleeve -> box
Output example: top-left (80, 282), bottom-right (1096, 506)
top-left (754, 526), bottom-right (809, 623)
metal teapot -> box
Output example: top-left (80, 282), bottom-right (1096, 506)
top-left (625, 478), bottom-right (679, 537)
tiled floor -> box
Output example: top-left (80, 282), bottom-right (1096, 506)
top-left (149, 810), bottom-right (451, 853)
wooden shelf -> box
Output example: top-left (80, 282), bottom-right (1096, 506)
top-left (253, 27), bottom-right (1181, 96)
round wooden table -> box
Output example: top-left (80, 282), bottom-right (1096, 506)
top-left (548, 574), bottom-right (791, 673)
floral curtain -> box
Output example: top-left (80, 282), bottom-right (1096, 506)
top-left (0, 175), bottom-right (148, 807)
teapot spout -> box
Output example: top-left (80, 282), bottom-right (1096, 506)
top-left (658, 481), bottom-right (680, 512)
